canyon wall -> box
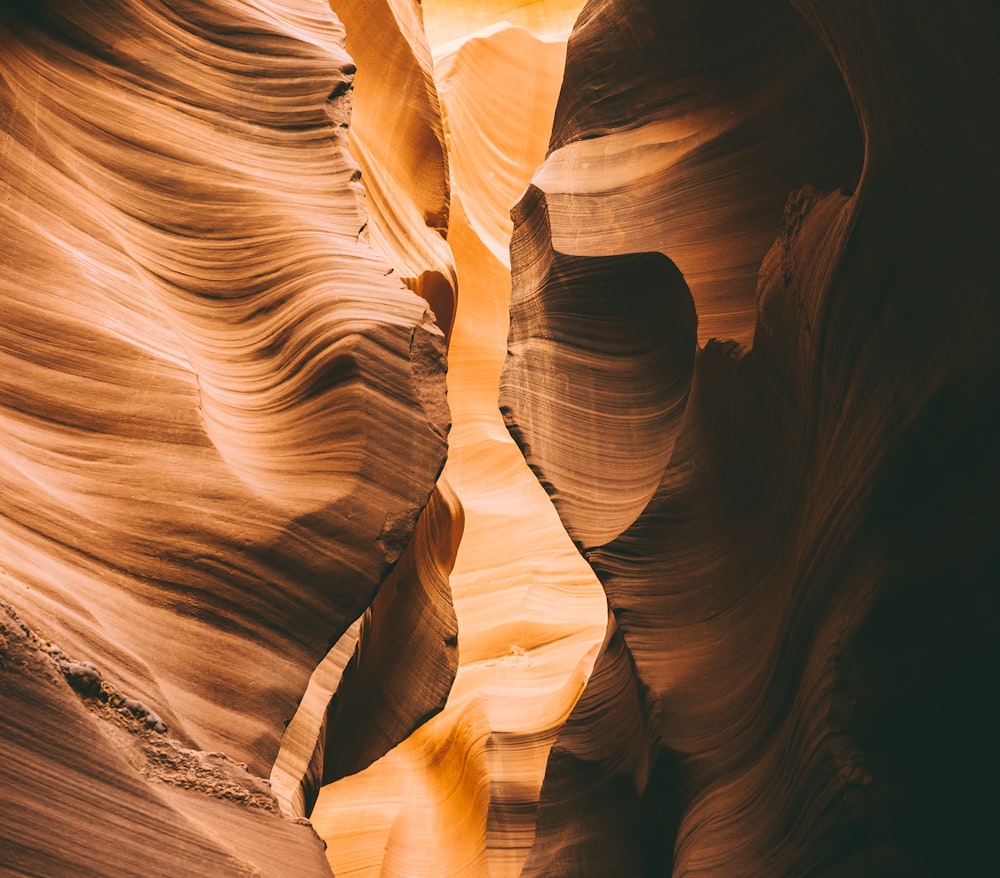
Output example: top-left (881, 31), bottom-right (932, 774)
top-left (503, 1), bottom-right (1000, 875)
top-left (312, 12), bottom-right (608, 877)
top-left (2, 0), bottom-right (998, 876)
top-left (1, 1), bottom-right (453, 873)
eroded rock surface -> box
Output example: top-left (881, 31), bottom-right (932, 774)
top-left (1, 1), bottom-right (450, 873)
top-left (0, 604), bottom-right (334, 877)
top-left (333, 0), bottom-right (458, 337)
top-left (4, 0), bottom-right (997, 875)
top-left (503, 1), bottom-right (1000, 875)
top-left (530, 0), bottom-right (862, 347)
top-left (313, 13), bottom-right (607, 877)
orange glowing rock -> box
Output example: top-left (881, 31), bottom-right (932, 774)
top-left (2, 2), bottom-right (448, 873)
top-left (2, 0), bottom-right (998, 876)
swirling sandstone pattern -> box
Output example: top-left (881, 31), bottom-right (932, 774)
top-left (270, 480), bottom-right (463, 819)
top-left (4, 0), bottom-right (997, 875)
top-left (504, 0), bottom-right (1000, 875)
top-left (333, 0), bottom-right (458, 337)
top-left (530, 0), bottom-right (863, 347)
top-left (503, 186), bottom-right (697, 548)
top-left (0, 603), bottom-right (335, 877)
top-left (1, 0), bottom-right (451, 873)
top-left (312, 11), bottom-right (607, 877)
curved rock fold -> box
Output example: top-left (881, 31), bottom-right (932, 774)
top-left (2, 1), bottom-right (453, 873)
top-left (503, 1), bottom-right (1000, 876)
top-left (2, 0), bottom-right (997, 876)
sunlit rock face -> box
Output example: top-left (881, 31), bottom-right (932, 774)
top-left (504, 1), bottom-right (1000, 876)
top-left (3, 0), bottom-right (997, 875)
top-left (1, 0), bottom-right (451, 872)
top-left (531, 0), bottom-right (863, 347)
top-left (312, 12), bottom-right (608, 877)
top-left (333, 0), bottom-right (458, 337)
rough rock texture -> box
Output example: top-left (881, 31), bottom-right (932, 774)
top-left (1, 0), bottom-right (452, 874)
top-left (0, 604), bottom-right (335, 877)
top-left (503, 1), bottom-right (1000, 876)
top-left (333, 0), bottom-right (458, 337)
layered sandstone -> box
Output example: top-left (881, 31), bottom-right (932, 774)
top-left (2, 0), bottom-right (997, 876)
top-left (503, 1), bottom-right (1000, 875)
top-left (312, 11), bottom-right (607, 877)
top-left (1, 1), bottom-right (450, 873)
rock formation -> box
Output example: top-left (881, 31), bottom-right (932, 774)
top-left (1, 1), bottom-right (452, 873)
top-left (332, 0), bottom-right (458, 338)
top-left (502, 1), bottom-right (1000, 876)
top-left (312, 14), bottom-right (607, 878)
top-left (3, 0), bottom-right (998, 876)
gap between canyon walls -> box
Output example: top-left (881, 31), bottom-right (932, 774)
top-left (6, 1), bottom-right (992, 876)
top-left (309, 4), bottom-right (609, 877)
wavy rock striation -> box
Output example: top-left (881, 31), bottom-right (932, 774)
top-left (1, 0), bottom-right (452, 873)
top-left (270, 479), bottom-right (463, 819)
top-left (0, 605), bottom-right (340, 878)
top-left (505, 0), bottom-right (1000, 875)
top-left (5, 0), bottom-right (997, 875)
top-left (313, 13), bottom-right (608, 878)
top-left (504, 186), bottom-right (697, 548)
top-left (0, 603), bottom-right (335, 877)
top-left (320, 479), bottom-right (463, 786)
top-left (528, 0), bottom-right (863, 347)
top-left (333, 0), bottom-right (458, 337)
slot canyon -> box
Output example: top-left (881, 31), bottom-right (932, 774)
top-left (1, 1), bottom-right (997, 876)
